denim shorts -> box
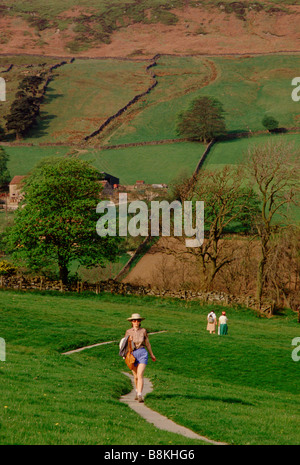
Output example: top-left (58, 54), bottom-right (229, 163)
top-left (133, 347), bottom-right (148, 366)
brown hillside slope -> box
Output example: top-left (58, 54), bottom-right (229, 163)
top-left (0, 4), bottom-right (299, 57)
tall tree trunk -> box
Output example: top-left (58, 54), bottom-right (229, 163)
top-left (256, 245), bottom-right (268, 309)
top-left (58, 252), bottom-right (69, 284)
top-left (59, 264), bottom-right (69, 285)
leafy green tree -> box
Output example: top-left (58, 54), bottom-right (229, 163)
top-left (18, 75), bottom-right (45, 96)
top-left (262, 115), bottom-right (279, 132)
top-left (0, 146), bottom-right (10, 188)
top-left (6, 157), bottom-right (121, 283)
top-left (4, 96), bottom-right (41, 139)
top-left (5, 73), bottom-right (45, 140)
top-left (176, 96), bottom-right (226, 143)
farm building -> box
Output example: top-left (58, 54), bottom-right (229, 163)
top-left (100, 172), bottom-right (119, 188)
top-left (6, 175), bottom-right (26, 209)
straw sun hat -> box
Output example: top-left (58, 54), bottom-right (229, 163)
top-left (127, 313), bottom-right (145, 321)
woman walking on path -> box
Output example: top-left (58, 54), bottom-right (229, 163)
top-left (207, 311), bottom-right (217, 334)
top-left (124, 313), bottom-right (156, 403)
top-left (218, 311), bottom-right (228, 335)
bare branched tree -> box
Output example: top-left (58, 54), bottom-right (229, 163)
top-left (264, 226), bottom-right (300, 309)
top-left (168, 165), bottom-right (259, 291)
top-left (245, 138), bottom-right (300, 307)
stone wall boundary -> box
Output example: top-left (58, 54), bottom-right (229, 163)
top-left (0, 274), bottom-right (267, 313)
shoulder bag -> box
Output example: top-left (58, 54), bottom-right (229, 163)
top-left (125, 337), bottom-right (136, 370)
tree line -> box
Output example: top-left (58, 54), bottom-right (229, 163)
top-left (169, 138), bottom-right (299, 311)
top-left (176, 96), bottom-right (281, 142)
top-left (3, 73), bottom-right (48, 140)
top-left (0, 93), bottom-right (298, 313)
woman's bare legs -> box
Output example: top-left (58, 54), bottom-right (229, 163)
top-left (131, 363), bottom-right (146, 399)
top-left (131, 366), bottom-right (138, 393)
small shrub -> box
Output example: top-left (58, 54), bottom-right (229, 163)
top-left (28, 17), bottom-right (50, 31)
top-left (195, 25), bottom-right (208, 35)
top-left (248, 2), bottom-right (264, 13)
top-left (262, 115), bottom-right (279, 132)
top-left (0, 260), bottom-right (17, 277)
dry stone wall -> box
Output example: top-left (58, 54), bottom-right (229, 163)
top-left (0, 275), bottom-right (262, 311)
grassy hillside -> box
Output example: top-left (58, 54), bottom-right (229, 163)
top-left (0, 290), bottom-right (299, 445)
top-left (106, 55), bottom-right (300, 145)
top-left (3, 145), bottom-right (70, 177)
top-left (4, 142), bottom-right (203, 185)
top-left (202, 133), bottom-right (300, 169)
top-left (1, 53), bottom-right (299, 197)
top-left (0, 56), bottom-right (61, 133)
top-left (0, 1), bottom-right (299, 58)
top-left (3, 54), bottom-right (299, 147)
top-left (81, 142), bottom-right (204, 185)
top-left (0, 3), bottom-right (299, 448)
top-left (24, 58), bottom-right (153, 145)
top-left (1, 0), bottom-right (295, 46)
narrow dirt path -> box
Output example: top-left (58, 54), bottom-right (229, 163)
top-left (62, 334), bottom-right (227, 445)
top-left (120, 372), bottom-right (227, 445)
top-left (61, 331), bottom-right (167, 355)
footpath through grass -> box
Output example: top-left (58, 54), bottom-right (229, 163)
top-left (0, 290), bottom-right (299, 445)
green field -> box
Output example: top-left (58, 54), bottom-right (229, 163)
top-left (81, 142), bottom-right (204, 185)
top-left (3, 54), bottom-right (299, 148)
top-left (202, 133), bottom-right (300, 223)
top-left (1, 1), bottom-right (300, 449)
top-left (2, 54), bottom-right (300, 187)
top-left (0, 290), bottom-right (299, 445)
top-left (0, 56), bottom-right (60, 132)
top-left (103, 56), bottom-right (213, 145)
top-left (3, 141), bottom-right (204, 185)
top-left (4, 145), bottom-right (70, 177)
top-left (199, 55), bottom-right (300, 133)
top-left (105, 55), bottom-right (300, 146)
top-left (202, 133), bottom-right (300, 169)
top-left (24, 59), bottom-right (152, 145)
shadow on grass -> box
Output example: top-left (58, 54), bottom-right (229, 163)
top-left (26, 85), bottom-right (62, 139)
top-left (149, 393), bottom-right (254, 406)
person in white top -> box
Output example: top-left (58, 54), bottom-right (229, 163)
top-left (218, 311), bottom-right (228, 335)
top-left (207, 311), bottom-right (217, 334)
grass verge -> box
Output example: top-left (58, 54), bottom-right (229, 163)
top-left (0, 290), bottom-right (299, 444)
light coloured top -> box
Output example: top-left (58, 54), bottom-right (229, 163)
top-left (219, 315), bottom-right (228, 325)
top-left (125, 327), bottom-right (149, 350)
